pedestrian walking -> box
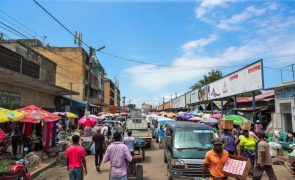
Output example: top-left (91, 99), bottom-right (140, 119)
top-left (222, 129), bottom-right (238, 155)
top-left (253, 131), bottom-right (277, 180)
top-left (83, 118), bottom-right (94, 137)
top-left (65, 135), bottom-right (87, 180)
top-left (203, 137), bottom-right (229, 180)
top-left (92, 128), bottom-right (105, 173)
top-left (254, 120), bottom-right (263, 135)
top-left (103, 132), bottom-right (132, 180)
top-left (123, 130), bottom-right (135, 155)
top-left (240, 130), bottom-right (257, 176)
top-left (157, 125), bottom-right (164, 148)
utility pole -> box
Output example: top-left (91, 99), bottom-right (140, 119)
top-left (122, 96), bottom-right (126, 111)
top-left (175, 92), bottom-right (177, 98)
top-left (163, 97), bottom-right (165, 110)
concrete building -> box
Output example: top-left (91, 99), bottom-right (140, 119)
top-left (19, 39), bottom-right (105, 116)
top-left (269, 81), bottom-right (295, 133)
top-left (103, 78), bottom-right (120, 112)
top-left (0, 40), bottom-right (77, 111)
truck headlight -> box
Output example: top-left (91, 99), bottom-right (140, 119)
top-left (171, 159), bottom-right (185, 169)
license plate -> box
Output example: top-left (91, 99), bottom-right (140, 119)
top-left (194, 178), bottom-right (203, 180)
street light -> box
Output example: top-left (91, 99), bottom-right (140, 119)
top-left (97, 46), bottom-right (106, 52)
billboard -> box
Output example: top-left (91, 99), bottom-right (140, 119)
top-left (186, 92), bottom-right (191, 106)
top-left (190, 89), bottom-right (199, 103)
top-left (172, 95), bottom-right (186, 108)
top-left (198, 86), bottom-right (207, 102)
top-left (207, 60), bottom-right (263, 100)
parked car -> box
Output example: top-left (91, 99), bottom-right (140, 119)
top-left (164, 121), bottom-right (217, 180)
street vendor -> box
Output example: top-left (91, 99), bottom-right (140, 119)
top-left (239, 129), bottom-right (257, 176)
top-left (83, 118), bottom-right (94, 137)
top-left (222, 129), bottom-right (238, 155)
top-left (203, 137), bottom-right (229, 180)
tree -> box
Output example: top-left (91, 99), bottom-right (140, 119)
top-left (190, 69), bottom-right (223, 90)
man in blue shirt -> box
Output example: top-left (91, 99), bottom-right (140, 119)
top-left (157, 125), bottom-right (165, 149)
top-left (123, 130), bottom-right (135, 155)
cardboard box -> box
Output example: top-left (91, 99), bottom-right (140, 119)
top-left (219, 120), bottom-right (234, 129)
top-left (223, 155), bottom-right (251, 180)
top-left (241, 122), bottom-right (251, 130)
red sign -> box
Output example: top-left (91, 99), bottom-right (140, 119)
top-left (248, 65), bottom-right (261, 73)
top-left (230, 74), bottom-right (239, 81)
top-left (110, 106), bottom-right (117, 114)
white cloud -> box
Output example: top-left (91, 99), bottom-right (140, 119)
top-left (217, 6), bottom-right (266, 30)
top-left (124, 33), bottom-right (295, 93)
top-left (182, 34), bottom-right (218, 52)
top-left (195, 0), bottom-right (238, 19)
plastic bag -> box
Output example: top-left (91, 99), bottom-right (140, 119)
top-left (90, 143), bottom-right (95, 154)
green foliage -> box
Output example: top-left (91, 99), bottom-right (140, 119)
top-left (238, 90), bottom-right (262, 97)
top-left (190, 69), bottom-right (223, 90)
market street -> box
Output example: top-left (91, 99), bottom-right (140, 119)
top-left (34, 139), bottom-right (294, 180)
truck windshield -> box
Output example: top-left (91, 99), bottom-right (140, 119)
top-left (174, 129), bottom-right (215, 149)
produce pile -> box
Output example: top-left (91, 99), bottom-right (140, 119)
top-left (223, 158), bottom-right (247, 176)
top-left (0, 160), bottom-right (15, 173)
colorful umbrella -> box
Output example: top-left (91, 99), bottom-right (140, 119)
top-left (120, 112), bottom-right (128, 116)
top-left (199, 118), bottom-right (218, 126)
top-left (189, 116), bottom-right (203, 121)
top-left (212, 113), bottom-right (223, 119)
top-left (78, 116), bottom-right (97, 124)
top-left (166, 112), bottom-right (176, 118)
top-left (0, 111), bottom-right (9, 123)
top-left (197, 112), bottom-right (204, 117)
top-left (18, 105), bottom-right (61, 123)
top-left (221, 115), bottom-right (250, 126)
top-left (191, 111), bottom-right (198, 116)
top-left (54, 112), bottom-right (78, 119)
top-left (202, 114), bottom-right (212, 119)
top-left (0, 108), bottom-right (25, 122)
top-left (180, 113), bottom-right (195, 120)
top-left (98, 112), bottom-right (105, 116)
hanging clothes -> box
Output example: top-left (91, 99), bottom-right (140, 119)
top-left (43, 122), bottom-right (53, 151)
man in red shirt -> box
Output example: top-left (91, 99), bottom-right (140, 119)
top-left (65, 135), bottom-right (87, 180)
top-left (83, 118), bottom-right (94, 137)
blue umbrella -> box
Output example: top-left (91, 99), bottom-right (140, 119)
top-left (199, 118), bottom-right (218, 126)
top-left (180, 113), bottom-right (195, 120)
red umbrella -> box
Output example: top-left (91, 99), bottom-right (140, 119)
top-left (18, 105), bottom-right (61, 123)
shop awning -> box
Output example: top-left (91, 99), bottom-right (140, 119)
top-left (0, 67), bottom-right (79, 95)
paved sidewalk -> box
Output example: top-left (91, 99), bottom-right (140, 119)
top-left (29, 157), bottom-right (56, 179)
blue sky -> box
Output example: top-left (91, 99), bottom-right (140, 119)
top-left (1, 0), bottom-right (295, 107)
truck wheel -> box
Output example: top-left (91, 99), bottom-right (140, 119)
top-left (136, 165), bottom-right (143, 180)
top-left (164, 151), bottom-right (167, 163)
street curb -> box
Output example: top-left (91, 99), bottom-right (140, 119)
top-left (31, 160), bottom-right (57, 179)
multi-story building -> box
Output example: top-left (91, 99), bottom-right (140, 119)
top-left (103, 78), bottom-right (121, 112)
top-left (0, 40), bottom-right (77, 111)
top-left (19, 39), bottom-right (105, 116)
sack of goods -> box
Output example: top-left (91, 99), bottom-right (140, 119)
top-left (223, 155), bottom-right (251, 180)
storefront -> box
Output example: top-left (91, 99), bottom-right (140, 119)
top-left (269, 81), bottom-right (295, 133)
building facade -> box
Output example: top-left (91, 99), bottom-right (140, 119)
top-left (269, 81), bottom-right (295, 133)
top-left (0, 40), bottom-right (76, 111)
top-left (24, 40), bottom-right (105, 115)
top-left (103, 78), bottom-right (120, 112)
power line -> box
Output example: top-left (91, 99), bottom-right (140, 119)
top-left (32, 0), bottom-right (90, 48)
top-left (0, 21), bottom-right (30, 39)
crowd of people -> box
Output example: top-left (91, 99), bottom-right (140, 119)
top-left (63, 116), bottom-right (279, 180)
top-left (203, 120), bottom-right (278, 180)
top-left (64, 117), bottom-right (137, 180)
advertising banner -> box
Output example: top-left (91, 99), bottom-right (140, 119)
top-left (198, 86), bottom-right (207, 102)
top-left (172, 95), bottom-right (186, 108)
top-left (190, 89), bottom-right (199, 103)
top-left (186, 92), bottom-right (191, 106)
top-left (207, 60), bottom-right (263, 100)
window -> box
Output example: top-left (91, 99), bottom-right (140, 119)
top-left (174, 129), bottom-right (215, 149)
top-left (0, 91), bottom-right (21, 106)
